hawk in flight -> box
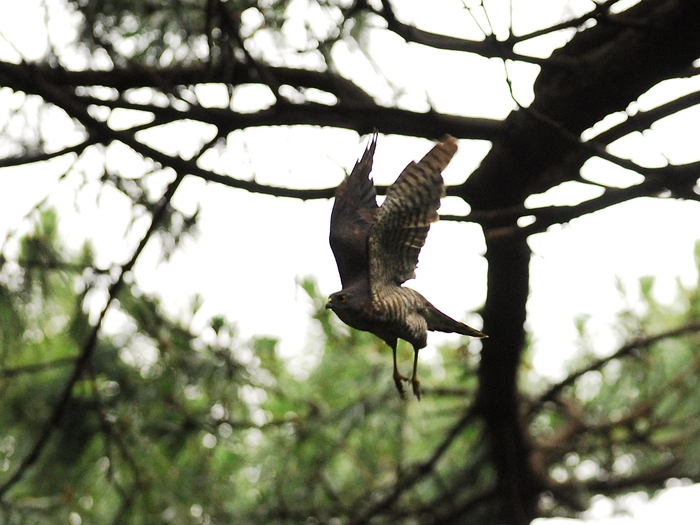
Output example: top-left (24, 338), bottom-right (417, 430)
top-left (326, 132), bottom-right (486, 399)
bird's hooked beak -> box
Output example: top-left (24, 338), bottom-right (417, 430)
top-left (325, 297), bottom-right (333, 309)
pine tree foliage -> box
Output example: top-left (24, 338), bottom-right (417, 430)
top-left (2, 212), bottom-right (700, 523)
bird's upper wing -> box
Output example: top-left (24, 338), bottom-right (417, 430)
top-left (329, 133), bottom-right (379, 289)
top-left (368, 136), bottom-right (458, 289)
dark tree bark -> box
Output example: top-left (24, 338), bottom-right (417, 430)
top-left (461, 3), bottom-right (700, 522)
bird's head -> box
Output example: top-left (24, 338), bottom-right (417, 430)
top-left (326, 291), bottom-right (352, 311)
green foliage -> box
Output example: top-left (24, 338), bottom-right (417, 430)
top-left (4, 211), bottom-right (700, 523)
top-left (0, 210), bottom-right (489, 524)
top-left (66, 0), bottom-right (370, 69)
top-left (527, 242), bottom-right (700, 515)
top-left (68, 0), bottom-right (293, 66)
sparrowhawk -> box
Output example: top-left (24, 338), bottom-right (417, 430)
top-left (326, 132), bottom-right (486, 399)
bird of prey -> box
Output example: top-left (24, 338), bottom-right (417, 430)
top-left (326, 132), bottom-right (486, 399)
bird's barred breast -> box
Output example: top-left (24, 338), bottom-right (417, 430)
top-left (372, 286), bottom-right (429, 348)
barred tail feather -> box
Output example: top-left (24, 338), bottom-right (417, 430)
top-left (425, 304), bottom-right (487, 338)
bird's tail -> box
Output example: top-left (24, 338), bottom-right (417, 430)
top-left (425, 304), bottom-right (487, 338)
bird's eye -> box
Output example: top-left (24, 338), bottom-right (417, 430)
top-left (339, 295), bottom-right (347, 303)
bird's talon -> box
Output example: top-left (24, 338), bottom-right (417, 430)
top-left (393, 371), bottom-right (411, 399)
top-left (394, 378), bottom-right (407, 399)
top-left (412, 377), bottom-right (421, 400)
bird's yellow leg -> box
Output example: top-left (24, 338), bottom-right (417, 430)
top-left (411, 347), bottom-right (421, 400)
top-left (391, 343), bottom-right (409, 399)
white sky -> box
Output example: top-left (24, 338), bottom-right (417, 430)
top-left (1, 0), bottom-right (700, 522)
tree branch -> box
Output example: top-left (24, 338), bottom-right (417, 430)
top-left (0, 140), bottom-right (95, 168)
top-left (0, 69), bottom-right (212, 495)
top-left (0, 60), bottom-right (375, 105)
top-left (0, 357), bottom-right (77, 379)
top-left (444, 158), bottom-right (700, 235)
top-left (0, 60), bottom-right (502, 201)
top-left (0, 167), bottom-right (186, 497)
top-left (74, 91), bottom-right (502, 142)
top-left (581, 458), bottom-right (686, 494)
top-left (374, 0), bottom-right (564, 66)
top-left (592, 89), bottom-right (700, 146)
top-left (531, 320), bottom-right (700, 413)
top-left (348, 404), bottom-right (479, 524)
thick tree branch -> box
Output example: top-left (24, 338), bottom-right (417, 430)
top-left (72, 91), bottom-right (502, 142)
top-left (0, 60), bottom-right (374, 105)
top-left (0, 60), bottom-right (502, 194)
top-left (443, 158), bottom-right (700, 234)
top-left (592, 89), bottom-right (700, 145)
top-left (457, 5), bottom-right (700, 521)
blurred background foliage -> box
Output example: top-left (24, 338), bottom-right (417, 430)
top-left (1, 209), bottom-right (700, 523)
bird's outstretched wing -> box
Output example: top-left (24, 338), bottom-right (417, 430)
top-left (330, 133), bottom-right (379, 289)
top-left (369, 136), bottom-right (458, 289)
